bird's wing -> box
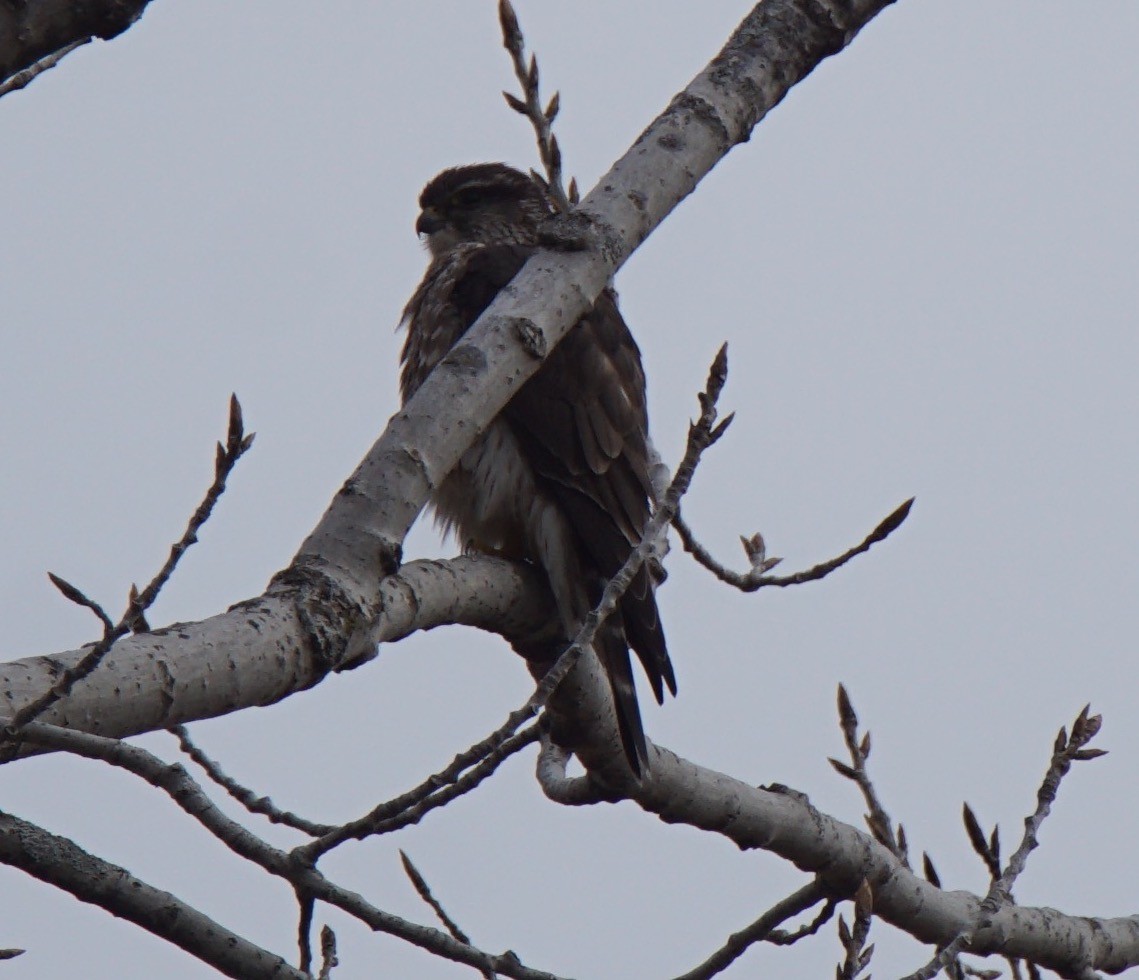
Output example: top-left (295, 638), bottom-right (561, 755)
top-left (504, 287), bottom-right (675, 705)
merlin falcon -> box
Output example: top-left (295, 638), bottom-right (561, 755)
top-left (399, 163), bottom-right (675, 774)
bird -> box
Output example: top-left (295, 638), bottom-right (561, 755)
top-left (399, 162), bottom-right (675, 775)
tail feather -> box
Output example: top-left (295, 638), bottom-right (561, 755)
top-left (596, 625), bottom-right (650, 776)
top-left (621, 565), bottom-right (676, 704)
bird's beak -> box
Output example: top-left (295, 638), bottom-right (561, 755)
top-left (416, 207), bottom-right (446, 236)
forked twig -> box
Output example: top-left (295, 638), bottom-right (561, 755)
top-left (901, 707), bottom-right (1107, 980)
top-left (178, 709), bottom-right (543, 852)
top-left (296, 724), bottom-right (541, 861)
top-left (671, 879), bottom-right (832, 980)
top-left (5, 395), bottom-right (254, 734)
top-left (674, 497), bottom-right (913, 593)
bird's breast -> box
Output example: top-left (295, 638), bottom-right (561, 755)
top-left (432, 418), bottom-right (539, 560)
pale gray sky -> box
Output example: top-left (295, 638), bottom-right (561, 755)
top-left (2, 2), bottom-right (1138, 977)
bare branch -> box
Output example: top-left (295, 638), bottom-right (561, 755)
top-left (7, 721), bottom-right (565, 979)
top-left (674, 497), bottom-right (913, 592)
top-left (296, 724), bottom-right (541, 861)
top-left (0, 555), bottom-right (555, 758)
top-left (7, 601), bottom-right (1131, 972)
top-left (172, 725), bottom-right (332, 837)
top-left (0, 808), bottom-right (306, 980)
top-left (5, 395), bottom-right (253, 732)
top-left (611, 734), bottom-right (1139, 975)
top-left (671, 879), bottom-right (830, 980)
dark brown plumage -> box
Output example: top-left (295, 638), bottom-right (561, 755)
top-left (400, 163), bottom-right (674, 774)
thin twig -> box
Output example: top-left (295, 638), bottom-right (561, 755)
top-left (45, 572), bottom-right (115, 633)
top-left (498, 0), bottom-right (575, 210)
top-left (0, 39), bottom-right (90, 98)
top-left (180, 695), bottom-right (545, 846)
top-left (671, 879), bottom-right (830, 980)
top-left (673, 497), bottom-right (913, 592)
top-left (828, 684), bottom-right (908, 865)
top-left (769, 896), bottom-right (837, 946)
top-left (296, 724), bottom-right (541, 861)
top-left (901, 707), bottom-right (1107, 980)
top-left (401, 851), bottom-right (497, 980)
top-left (6, 395), bottom-right (253, 732)
top-left (171, 725), bottom-right (332, 837)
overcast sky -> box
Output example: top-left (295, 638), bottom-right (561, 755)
top-left (2, 1), bottom-right (1138, 977)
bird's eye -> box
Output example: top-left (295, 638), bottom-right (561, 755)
top-left (451, 188), bottom-right (481, 208)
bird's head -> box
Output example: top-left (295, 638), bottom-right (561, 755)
top-left (416, 163), bottom-right (553, 256)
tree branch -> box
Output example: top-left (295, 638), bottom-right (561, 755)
top-left (621, 742), bottom-right (1138, 975)
top-left (0, 555), bottom-right (554, 757)
top-left (0, 809), bottom-right (307, 980)
top-left (5, 721), bottom-right (566, 979)
top-left (673, 497), bottom-right (913, 592)
top-left (0, 1), bottom-right (154, 94)
top-left (671, 879), bottom-right (832, 980)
